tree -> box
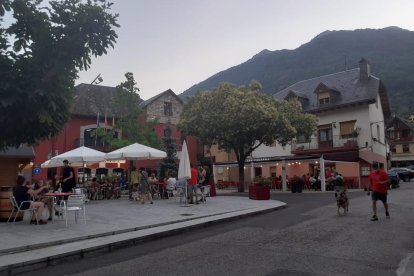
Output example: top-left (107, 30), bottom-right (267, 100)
top-left (97, 72), bottom-right (161, 149)
top-left (158, 123), bottom-right (178, 178)
top-left (177, 81), bottom-right (317, 192)
top-left (0, 0), bottom-right (119, 150)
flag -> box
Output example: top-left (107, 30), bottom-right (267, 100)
top-left (95, 112), bottom-right (100, 146)
top-left (112, 114), bottom-right (115, 128)
top-left (104, 112), bottom-right (108, 133)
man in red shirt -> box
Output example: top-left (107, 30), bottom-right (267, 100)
top-left (188, 164), bottom-right (199, 204)
top-left (368, 163), bottom-right (390, 221)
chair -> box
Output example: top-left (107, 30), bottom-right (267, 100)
top-left (199, 185), bottom-right (210, 203)
top-left (175, 179), bottom-right (187, 204)
top-left (7, 196), bottom-right (38, 223)
top-left (151, 184), bottom-right (161, 199)
top-left (73, 187), bottom-right (90, 203)
top-left (60, 194), bottom-right (86, 227)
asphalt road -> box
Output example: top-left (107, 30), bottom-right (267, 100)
top-left (26, 185), bottom-right (414, 276)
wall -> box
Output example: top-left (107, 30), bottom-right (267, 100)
top-left (144, 92), bottom-right (183, 124)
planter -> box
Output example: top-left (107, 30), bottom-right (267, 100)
top-left (249, 185), bottom-right (270, 200)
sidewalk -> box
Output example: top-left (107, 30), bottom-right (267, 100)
top-left (0, 194), bottom-right (286, 274)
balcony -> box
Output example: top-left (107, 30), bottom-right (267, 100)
top-left (292, 135), bottom-right (358, 154)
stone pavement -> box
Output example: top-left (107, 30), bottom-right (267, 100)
top-left (0, 193), bottom-right (285, 274)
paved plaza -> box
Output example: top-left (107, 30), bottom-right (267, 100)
top-left (0, 193), bottom-right (285, 274)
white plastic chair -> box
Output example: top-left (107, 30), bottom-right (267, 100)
top-left (7, 196), bottom-right (38, 223)
top-left (60, 194), bottom-right (86, 227)
top-left (175, 179), bottom-right (187, 204)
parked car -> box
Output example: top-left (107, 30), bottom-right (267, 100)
top-left (388, 168), bottom-right (414, 182)
top-left (387, 170), bottom-right (400, 184)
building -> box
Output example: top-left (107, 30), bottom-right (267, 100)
top-left (386, 116), bottom-right (414, 167)
top-left (213, 59), bottom-right (391, 190)
top-left (33, 84), bottom-right (196, 183)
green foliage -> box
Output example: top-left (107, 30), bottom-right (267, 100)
top-left (253, 176), bottom-right (271, 188)
top-left (158, 124), bottom-right (178, 178)
top-left (96, 72), bottom-right (161, 150)
top-left (0, 0), bottom-right (119, 150)
top-left (182, 27), bottom-right (414, 116)
top-left (177, 81), bottom-right (317, 192)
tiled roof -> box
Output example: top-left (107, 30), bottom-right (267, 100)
top-left (71, 84), bottom-right (142, 117)
top-left (139, 89), bottom-right (183, 108)
top-left (398, 117), bottom-right (414, 130)
top-left (273, 68), bottom-right (381, 112)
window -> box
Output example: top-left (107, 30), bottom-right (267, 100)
top-left (84, 128), bottom-right (103, 147)
top-left (390, 145), bottom-right (396, 153)
top-left (318, 92), bottom-right (330, 105)
top-left (402, 129), bottom-right (411, 137)
top-left (377, 125), bottom-right (380, 142)
top-left (164, 102), bottom-right (173, 116)
top-left (403, 144), bottom-right (410, 153)
top-left (318, 125), bottom-right (332, 142)
top-left (340, 120), bottom-right (356, 138)
top-left (297, 134), bottom-right (310, 143)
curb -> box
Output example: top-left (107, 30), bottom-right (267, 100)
top-left (0, 204), bottom-right (286, 275)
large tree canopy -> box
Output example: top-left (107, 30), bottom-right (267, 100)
top-left (177, 81), bottom-right (317, 192)
top-left (0, 0), bottom-right (119, 150)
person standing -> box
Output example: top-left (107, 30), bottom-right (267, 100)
top-left (368, 163), bottom-right (390, 221)
top-left (129, 167), bottom-right (140, 200)
top-left (139, 167), bottom-right (153, 204)
top-left (197, 165), bottom-right (207, 202)
top-left (61, 159), bottom-right (76, 192)
top-left (188, 164), bottom-right (199, 204)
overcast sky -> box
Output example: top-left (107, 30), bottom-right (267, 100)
top-left (76, 0), bottom-right (414, 100)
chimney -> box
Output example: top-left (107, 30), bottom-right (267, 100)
top-left (359, 58), bottom-right (370, 80)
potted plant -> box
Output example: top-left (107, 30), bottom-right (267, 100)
top-left (249, 176), bottom-right (271, 200)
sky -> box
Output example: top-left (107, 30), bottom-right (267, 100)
top-left (76, 0), bottom-right (414, 100)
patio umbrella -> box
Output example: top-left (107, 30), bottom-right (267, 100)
top-left (178, 140), bottom-right (191, 206)
top-left (105, 143), bottom-right (167, 160)
top-left (45, 146), bottom-right (106, 167)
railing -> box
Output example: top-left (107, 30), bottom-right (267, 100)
top-left (292, 135), bottom-right (358, 152)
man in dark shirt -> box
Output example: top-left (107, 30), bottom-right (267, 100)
top-left (61, 159), bottom-right (76, 192)
top-left (13, 176), bottom-right (48, 224)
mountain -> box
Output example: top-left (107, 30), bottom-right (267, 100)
top-left (181, 27), bottom-right (414, 115)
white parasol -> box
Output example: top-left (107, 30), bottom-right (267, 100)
top-left (44, 146), bottom-right (106, 167)
top-left (105, 143), bottom-right (167, 160)
top-left (178, 140), bottom-right (191, 206)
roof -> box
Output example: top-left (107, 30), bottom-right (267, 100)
top-left (388, 116), bottom-right (414, 130)
top-left (273, 68), bottom-right (383, 113)
top-left (71, 84), bottom-right (143, 117)
top-left (139, 89), bottom-right (183, 108)
top-left (0, 146), bottom-right (34, 159)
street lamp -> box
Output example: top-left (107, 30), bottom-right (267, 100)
top-left (91, 73), bottom-right (103, 85)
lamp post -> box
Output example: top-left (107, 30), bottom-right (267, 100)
top-left (91, 73), bottom-right (103, 85)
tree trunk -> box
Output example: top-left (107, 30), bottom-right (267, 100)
top-left (238, 160), bottom-right (245, 192)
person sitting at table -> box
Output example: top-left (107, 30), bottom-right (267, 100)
top-left (89, 177), bottom-right (101, 200)
top-left (139, 167), bottom-right (153, 204)
top-left (166, 171), bottom-right (177, 198)
top-left (32, 179), bottom-right (54, 221)
top-left (13, 176), bottom-right (48, 224)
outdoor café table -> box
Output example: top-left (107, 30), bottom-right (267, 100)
top-left (42, 192), bottom-right (75, 221)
